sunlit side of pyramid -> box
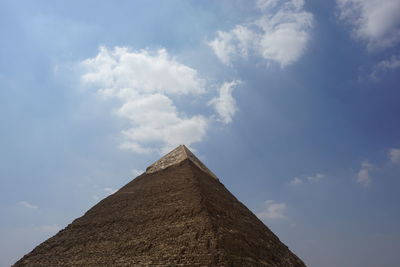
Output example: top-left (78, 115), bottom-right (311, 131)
top-left (14, 145), bottom-right (305, 266)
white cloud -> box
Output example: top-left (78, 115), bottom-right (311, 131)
top-left (257, 0), bottom-right (279, 10)
top-left (376, 55), bottom-right (400, 70)
top-left (92, 187), bottom-right (118, 201)
top-left (19, 201), bottom-right (38, 209)
top-left (307, 173), bottom-right (325, 183)
top-left (131, 169), bottom-right (144, 176)
top-left (208, 31), bottom-right (239, 66)
top-left (357, 161), bottom-right (374, 187)
top-left (289, 177), bottom-right (304, 185)
top-left (81, 46), bottom-right (210, 154)
top-left (289, 172), bottom-right (325, 185)
top-left (103, 187), bottom-right (117, 196)
top-left (82, 46), bottom-right (205, 95)
top-left (208, 81), bottom-right (240, 124)
top-left (389, 148), bottom-right (400, 164)
top-left (371, 55), bottom-right (400, 79)
top-left (256, 200), bottom-right (287, 219)
top-left (208, 0), bottom-right (313, 67)
top-left (337, 0), bottom-right (400, 50)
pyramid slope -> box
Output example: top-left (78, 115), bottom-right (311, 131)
top-left (189, 160), bottom-right (304, 266)
top-left (14, 148), bottom-right (305, 267)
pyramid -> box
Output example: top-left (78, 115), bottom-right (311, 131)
top-left (14, 145), bottom-right (305, 266)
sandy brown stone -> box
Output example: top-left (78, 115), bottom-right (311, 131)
top-left (13, 146), bottom-right (305, 267)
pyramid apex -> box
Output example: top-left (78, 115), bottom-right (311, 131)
top-left (145, 145), bottom-right (218, 179)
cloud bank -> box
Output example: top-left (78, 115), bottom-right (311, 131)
top-left (337, 0), bottom-right (400, 50)
top-left (81, 47), bottom-right (237, 154)
top-left (208, 0), bottom-right (313, 67)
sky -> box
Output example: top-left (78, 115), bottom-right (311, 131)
top-left (0, 0), bottom-right (400, 266)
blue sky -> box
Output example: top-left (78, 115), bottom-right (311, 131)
top-left (1, 0), bottom-right (400, 266)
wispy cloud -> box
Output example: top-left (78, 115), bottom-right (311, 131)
top-left (337, 0), bottom-right (400, 50)
top-left (355, 150), bottom-right (399, 187)
top-left (289, 177), bottom-right (304, 185)
top-left (103, 187), bottom-right (117, 196)
top-left (371, 55), bottom-right (400, 79)
top-left (131, 169), bottom-right (144, 176)
top-left (307, 173), bottom-right (325, 183)
top-left (256, 200), bottom-right (287, 219)
top-left (19, 201), bottom-right (38, 209)
top-left (256, 0), bottom-right (279, 10)
top-left (357, 161), bottom-right (374, 187)
top-left (289, 173), bottom-right (325, 186)
top-left (389, 148), bottom-right (400, 164)
top-left (376, 55), bottom-right (400, 70)
top-left (208, 0), bottom-right (314, 67)
top-left (92, 187), bottom-right (118, 201)
top-left (208, 81), bottom-right (240, 124)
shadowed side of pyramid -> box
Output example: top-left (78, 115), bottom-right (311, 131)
top-left (13, 146), bottom-right (305, 266)
top-left (188, 160), bottom-right (305, 266)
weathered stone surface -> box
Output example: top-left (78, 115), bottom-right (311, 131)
top-left (13, 146), bottom-right (305, 267)
top-left (146, 145), bottom-right (218, 180)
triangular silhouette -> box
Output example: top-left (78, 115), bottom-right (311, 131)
top-left (14, 145), bottom-right (305, 266)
